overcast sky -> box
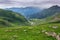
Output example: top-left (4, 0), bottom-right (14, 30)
top-left (0, 0), bottom-right (60, 8)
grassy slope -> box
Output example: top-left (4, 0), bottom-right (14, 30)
top-left (0, 9), bottom-right (29, 27)
top-left (0, 23), bottom-right (60, 40)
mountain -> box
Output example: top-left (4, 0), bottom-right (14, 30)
top-left (30, 5), bottom-right (60, 19)
top-left (6, 7), bottom-right (42, 19)
top-left (0, 9), bottom-right (29, 27)
top-left (45, 12), bottom-right (60, 23)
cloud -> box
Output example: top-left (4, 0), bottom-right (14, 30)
top-left (10, 0), bottom-right (35, 2)
top-left (0, 0), bottom-right (60, 8)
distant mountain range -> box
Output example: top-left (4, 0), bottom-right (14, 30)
top-left (6, 7), bottom-right (42, 19)
top-left (5, 5), bottom-right (60, 23)
top-left (30, 5), bottom-right (60, 19)
top-left (0, 5), bottom-right (60, 27)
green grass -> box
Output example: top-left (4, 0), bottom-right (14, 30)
top-left (0, 23), bottom-right (60, 40)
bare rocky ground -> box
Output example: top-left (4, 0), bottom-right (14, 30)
top-left (45, 31), bottom-right (60, 40)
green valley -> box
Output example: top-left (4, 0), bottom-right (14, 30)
top-left (0, 5), bottom-right (60, 40)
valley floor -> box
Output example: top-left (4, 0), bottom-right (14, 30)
top-left (0, 23), bottom-right (60, 40)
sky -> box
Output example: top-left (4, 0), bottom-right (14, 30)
top-left (0, 0), bottom-right (60, 8)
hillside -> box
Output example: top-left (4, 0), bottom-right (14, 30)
top-left (0, 9), bottom-right (29, 27)
top-left (45, 12), bottom-right (60, 23)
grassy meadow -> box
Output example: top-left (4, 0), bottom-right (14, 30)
top-left (0, 23), bottom-right (60, 40)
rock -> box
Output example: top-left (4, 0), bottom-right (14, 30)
top-left (52, 26), bottom-right (58, 29)
top-left (52, 32), bottom-right (57, 37)
top-left (45, 32), bottom-right (56, 37)
top-left (42, 30), bottom-right (46, 33)
top-left (56, 35), bottom-right (60, 40)
top-left (45, 31), bottom-right (60, 40)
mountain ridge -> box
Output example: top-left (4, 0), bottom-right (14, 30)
top-left (29, 5), bottom-right (60, 19)
top-left (5, 7), bottom-right (42, 19)
top-left (0, 9), bottom-right (29, 27)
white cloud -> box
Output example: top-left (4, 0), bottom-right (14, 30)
top-left (10, 0), bottom-right (35, 2)
top-left (0, 0), bottom-right (60, 8)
